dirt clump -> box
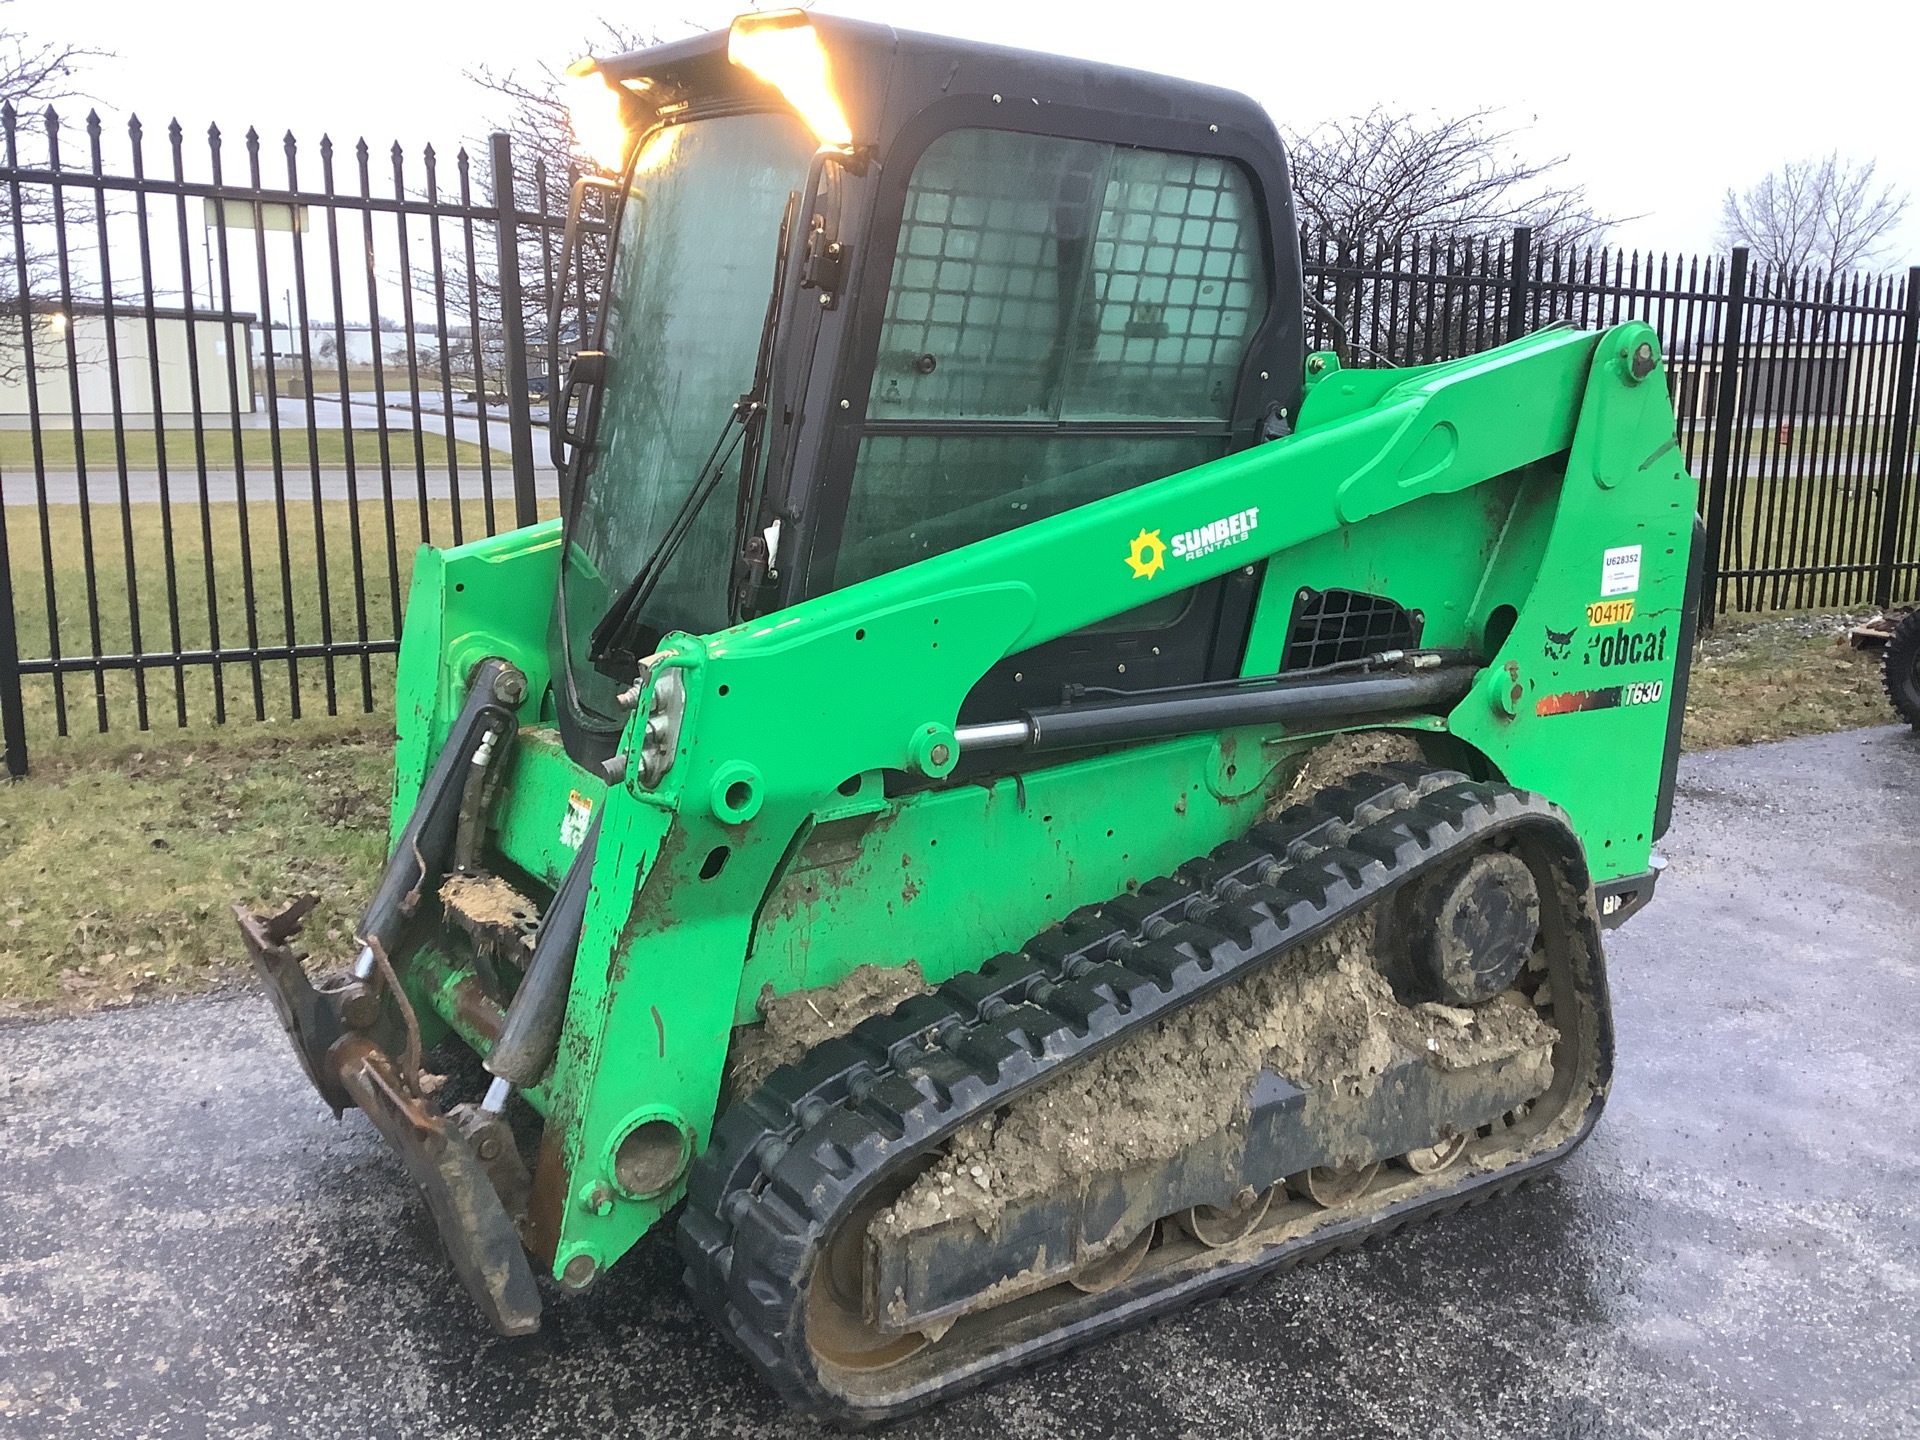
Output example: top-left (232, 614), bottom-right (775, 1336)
top-left (874, 914), bottom-right (1556, 1239)
top-left (729, 962), bottom-right (935, 1097)
top-left (439, 874), bottom-right (536, 928)
top-left (438, 873), bottom-right (540, 964)
top-left (1274, 730), bottom-right (1427, 814)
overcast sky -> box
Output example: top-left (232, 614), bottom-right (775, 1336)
top-left (31, 0), bottom-right (1920, 263)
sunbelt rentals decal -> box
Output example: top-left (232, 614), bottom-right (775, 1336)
top-left (1126, 506), bottom-right (1260, 579)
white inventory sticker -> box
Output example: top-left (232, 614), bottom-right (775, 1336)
top-left (1600, 544), bottom-right (1643, 597)
top-left (558, 790), bottom-right (594, 850)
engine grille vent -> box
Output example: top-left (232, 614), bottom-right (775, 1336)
top-left (1280, 588), bottom-right (1423, 671)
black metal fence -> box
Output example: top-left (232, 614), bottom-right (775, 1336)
top-left (1302, 230), bottom-right (1920, 623)
top-left (0, 105), bottom-right (1915, 777)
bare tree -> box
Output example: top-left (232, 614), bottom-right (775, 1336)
top-left (1285, 106), bottom-right (1609, 250)
top-left (454, 21), bottom-right (662, 389)
top-left (1720, 153), bottom-right (1909, 276)
top-left (0, 4), bottom-right (104, 379)
top-left (467, 20), bottom-right (661, 198)
top-left (0, 1), bottom-right (92, 114)
top-left (1284, 107), bottom-right (1610, 364)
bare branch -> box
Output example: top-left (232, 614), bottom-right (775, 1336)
top-left (1284, 106), bottom-right (1613, 248)
top-left (0, 6), bottom-right (104, 382)
top-left (1720, 153), bottom-right (1910, 277)
top-left (0, 0), bottom-right (102, 110)
top-left (465, 18), bottom-right (661, 191)
top-left (450, 21), bottom-right (663, 377)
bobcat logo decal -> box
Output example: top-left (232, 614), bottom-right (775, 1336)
top-left (1543, 624), bottom-right (1575, 662)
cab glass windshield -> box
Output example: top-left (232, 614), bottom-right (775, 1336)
top-left (555, 110), bottom-right (817, 727)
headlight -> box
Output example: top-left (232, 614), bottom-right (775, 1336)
top-left (564, 59), bottom-right (635, 172)
top-left (637, 668), bottom-right (685, 789)
top-left (726, 11), bottom-right (853, 149)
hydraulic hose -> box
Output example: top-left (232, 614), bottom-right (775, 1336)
top-left (352, 658), bottom-right (524, 978)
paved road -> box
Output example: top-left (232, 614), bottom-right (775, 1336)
top-left (2, 727), bottom-right (1917, 1438)
top-left (1, 466), bottom-right (561, 508)
top-left (0, 395), bottom-right (558, 507)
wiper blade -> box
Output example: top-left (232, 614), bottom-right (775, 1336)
top-left (586, 401), bottom-right (755, 666)
top-left (587, 189), bottom-right (800, 670)
top-left (728, 190), bottom-right (800, 599)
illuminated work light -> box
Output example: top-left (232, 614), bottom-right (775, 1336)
top-left (565, 58), bottom-right (636, 171)
top-left (727, 11), bottom-right (854, 148)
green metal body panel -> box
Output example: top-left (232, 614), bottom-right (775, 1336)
top-left (490, 730), bottom-right (607, 891)
top-left (379, 321), bottom-right (1694, 1285)
top-left (739, 725), bottom-right (1302, 1021)
top-left (389, 522), bottom-right (564, 853)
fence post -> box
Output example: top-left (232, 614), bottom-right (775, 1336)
top-left (489, 131), bottom-right (540, 530)
top-left (1702, 247), bottom-right (1749, 626)
top-left (0, 490), bottom-right (26, 778)
top-left (1874, 266), bottom-right (1920, 609)
top-left (1505, 226), bottom-right (1532, 343)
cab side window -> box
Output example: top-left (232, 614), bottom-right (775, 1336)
top-left (832, 128), bottom-right (1267, 589)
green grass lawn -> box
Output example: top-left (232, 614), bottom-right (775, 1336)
top-left (1680, 610), bottom-right (1895, 749)
top-left (0, 718), bottom-right (391, 1015)
top-left (1680, 418), bottom-right (1897, 459)
top-left (3, 492), bottom-right (559, 759)
top-left (0, 425), bottom-right (504, 471)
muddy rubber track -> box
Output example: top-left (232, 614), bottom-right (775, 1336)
top-left (678, 765), bottom-right (1612, 1425)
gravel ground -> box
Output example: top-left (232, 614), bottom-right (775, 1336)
top-left (1, 725), bottom-right (1916, 1439)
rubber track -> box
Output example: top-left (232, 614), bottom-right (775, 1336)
top-left (1882, 606), bottom-right (1920, 729)
top-left (678, 764), bottom-right (1607, 1424)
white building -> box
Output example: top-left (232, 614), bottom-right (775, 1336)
top-left (0, 301), bottom-right (257, 420)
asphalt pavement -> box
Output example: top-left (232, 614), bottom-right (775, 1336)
top-left (1, 466), bottom-right (560, 508)
top-left (2, 725), bottom-right (1917, 1439)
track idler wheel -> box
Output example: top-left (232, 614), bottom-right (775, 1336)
top-left (804, 1175), bottom-right (932, 1372)
top-left (1069, 1223), bottom-right (1155, 1293)
top-left (1293, 1161), bottom-right (1382, 1208)
top-left (1394, 850), bottom-right (1541, 1007)
top-left (1178, 1184), bottom-right (1276, 1247)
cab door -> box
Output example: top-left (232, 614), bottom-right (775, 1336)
top-left (802, 122), bottom-right (1284, 719)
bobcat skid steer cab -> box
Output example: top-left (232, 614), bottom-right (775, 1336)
top-left (237, 11), bottom-right (1701, 1423)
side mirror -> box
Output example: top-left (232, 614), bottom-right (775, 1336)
top-left (568, 351), bottom-right (607, 388)
top-left (552, 349), bottom-right (608, 485)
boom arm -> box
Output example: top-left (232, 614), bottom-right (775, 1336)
top-left (711, 323), bottom-right (1602, 675)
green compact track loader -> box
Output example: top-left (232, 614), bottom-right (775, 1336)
top-left (238, 11), bottom-right (1701, 1423)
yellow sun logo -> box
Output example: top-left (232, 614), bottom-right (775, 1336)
top-left (1125, 528), bottom-right (1166, 579)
